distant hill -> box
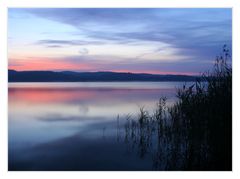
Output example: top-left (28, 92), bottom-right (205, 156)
top-left (8, 69), bottom-right (199, 82)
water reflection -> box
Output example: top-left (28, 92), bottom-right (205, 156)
top-left (9, 82), bottom-right (182, 171)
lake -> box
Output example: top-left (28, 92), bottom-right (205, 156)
top-left (9, 82), bottom-right (187, 171)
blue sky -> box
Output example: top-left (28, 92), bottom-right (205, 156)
top-left (8, 8), bottom-right (232, 75)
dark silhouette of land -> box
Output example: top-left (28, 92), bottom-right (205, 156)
top-left (8, 70), bottom-right (198, 82)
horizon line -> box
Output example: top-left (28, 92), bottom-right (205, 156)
top-left (8, 69), bottom-right (199, 76)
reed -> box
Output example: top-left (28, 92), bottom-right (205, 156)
top-left (122, 45), bottom-right (232, 170)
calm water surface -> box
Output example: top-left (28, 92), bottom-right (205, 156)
top-left (9, 82), bottom-right (186, 171)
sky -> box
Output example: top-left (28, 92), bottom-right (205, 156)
top-left (8, 8), bottom-right (232, 75)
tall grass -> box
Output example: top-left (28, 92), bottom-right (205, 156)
top-left (122, 45), bottom-right (232, 170)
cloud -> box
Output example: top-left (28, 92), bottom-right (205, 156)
top-left (24, 9), bottom-right (231, 40)
top-left (46, 45), bottom-right (63, 48)
top-left (27, 8), bottom-right (231, 61)
top-left (36, 39), bottom-right (105, 47)
top-left (23, 8), bottom-right (160, 28)
top-left (79, 48), bottom-right (89, 55)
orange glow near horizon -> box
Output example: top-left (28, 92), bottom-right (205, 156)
top-left (9, 58), bottom-right (94, 71)
top-left (9, 58), bottom-right (197, 76)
